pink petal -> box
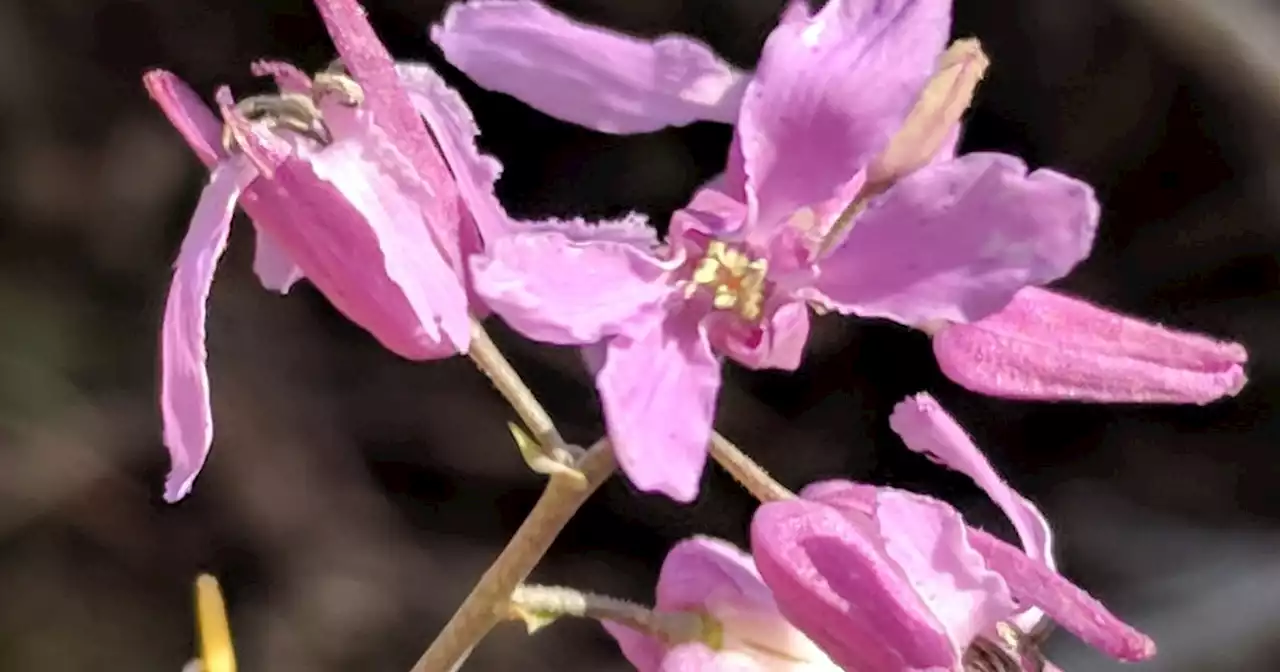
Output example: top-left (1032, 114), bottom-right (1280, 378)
top-left (252, 229), bottom-right (304, 294)
top-left (751, 497), bottom-right (958, 670)
top-left (933, 287), bottom-right (1248, 404)
top-left (889, 393), bottom-right (1054, 567)
top-left (738, 0), bottom-right (950, 237)
top-left (708, 300), bottom-right (810, 371)
top-left (967, 530), bottom-right (1156, 662)
top-left (470, 229), bottom-right (673, 345)
top-left (810, 153), bottom-right (1098, 326)
top-left (596, 313), bottom-right (721, 502)
top-left (223, 94), bottom-right (470, 357)
top-left (603, 620), bottom-right (667, 672)
top-left (312, 0), bottom-right (458, 209)
top-left (161, 160), bottom-right (256, 502)
top-left (143, 70), bottom-right (222, 168)
top-left (659, 645), bottom-right (755, 672)
top-left (396, 61), bottom-right (509, 245)
top-left (657, 537), bottom-right (774, 611)
top-left (430, 0), bottom-right (748, 134)
top-left (250, 60), bottom-right (312, 94)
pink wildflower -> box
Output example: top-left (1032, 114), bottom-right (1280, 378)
top-left (606, 536), bottom-right (839, 671)
top-left (460, 0), bottom-right (1097, 501)
top-left (751, 394), bottom-right (1155, 670)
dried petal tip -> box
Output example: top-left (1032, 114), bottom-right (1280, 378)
top-left (934, 287), bottom-right (1248, 405)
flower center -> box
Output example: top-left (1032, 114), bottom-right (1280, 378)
top-left (683, 240), bottom-right (769, 321)
top-left (220, 69), bottom-right (364, 155)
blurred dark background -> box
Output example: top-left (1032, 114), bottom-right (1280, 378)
top-left (0, 0), bottom-right (1276, 669)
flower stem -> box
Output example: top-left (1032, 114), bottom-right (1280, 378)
top-left (507, 584), bottom-right (706, 644)
top-left (467, 319), bottom-right (580, 463)
top-left (411, 439), bottom-right (617, 672)
top-left (709, 432), bottom-right (794, 502)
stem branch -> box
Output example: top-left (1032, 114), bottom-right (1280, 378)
top-left (709, 432), bottom-right (794, 502)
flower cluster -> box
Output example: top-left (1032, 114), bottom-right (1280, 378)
top-left (150, 0), bottom-right (1249, 670)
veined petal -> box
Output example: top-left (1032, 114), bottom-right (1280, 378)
top-left (739, 0), bottom-right (950, 236)
top-left (751, 497), bottom-right (958, 670)
top-left (596, 312), bottom-right (721, 502)
top-left (396, 61), bottom-right (509, 245)
top-left (968, 530), bottom-right (1156, 662)
top-left (431, 0), bottom-right (749, 134)
top-left (161, 159), bottom-right (256, 502)
top-left (471, 228), bottom-right (673, 345)
top-left (811, 153), bottom-right (1098, 326)
top-left (933, 287), bottom-right (1248, 404)
top-left (251, 229), bottom-right (304, 294)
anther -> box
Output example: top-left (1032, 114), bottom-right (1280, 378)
top-left (683, 240), bottom-right (769, 321)
top-left (311, 71), bottom-right (364, 107)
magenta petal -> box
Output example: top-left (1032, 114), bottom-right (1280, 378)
top-left (596, 313), bottom-right (721, 502)
top-left (889, 393), bottom-right (1054, 567)
top-left (396, 61), bottom-right (509, 245)
top-left (252, 229), bottom-right (304, 294)
top-left (751, 498), bottom-right (957, 670)
top-left (811, 153), bottom-right (1098, 326)
top-left (738, 0), bottom-right (950, 233)
top-left (710, 300), bottom-right (810, 371)
top-left (968, 530), bottom-right (1156, 662)
top-left (471, 229), bottom-right (673, 345)
top-left (160, 160), bottom-right (254, 502)
top-left (431, 0), bottom-right (748, 134)
top-left (933, 287), bottom-right (1248, 404)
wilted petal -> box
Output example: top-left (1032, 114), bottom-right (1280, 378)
top-left (431, 0), bottom-right (748, 134)
top-left (866, 38), bottom-right (989, 191)
top-left (397, 62), bottom-right (509, 244)
top-left (890, 393), bottom-right (1053, 566)
top-left (596, 312), bottom-right (720, 502)
top-left (968, 530), bottom-right (1156, 662)
top-left (811, 153), bottom-right (1098, 326)
top-left (161, 160), bottom-right (255, 502)
top-left (934, 287), bottom-right (1248, 404)
top-left (252, 229), bottom-right (304, 294)
top-left (739, 0), bottom-right (950, 234)
top-left (751, 497), bottom-right (958, 670)
top-left (472, 228), bottom-right (673, 345)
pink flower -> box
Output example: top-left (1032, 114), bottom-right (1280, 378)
top-left (932, 286), bottom-right (1249, 404)
top-left (149, 0), bottom-right (508, 501)
top-left (606, 536), bottom-right (839, 671)
top-left (465, 0), bottom-right (1097, 502)
top-left (751, 394), bottom-right (1155, 670)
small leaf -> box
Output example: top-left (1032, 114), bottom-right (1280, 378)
top-left (508, 422), bottom-right (587, 488)
top-left (507, 603), bottom-right (562, 635)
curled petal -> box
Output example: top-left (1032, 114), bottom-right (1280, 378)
top-left (471, 229), bottom-right (673, 345)
top-left (397, 61), bottom-right (509, 245)
top-left (739, 0), bottom-right (950, 237)
top-left (810, 153), bottom-right (1098, 326)
top-left (709, 300), bottom-right (810, 371)
top-left (751, 496), bottom-right (959, 670)
top-left (252, 229), bottom-right (304, 294)
top-left (161, 160), bottom-right (255, 502)
top-left (431, 0), bottom-right (748, 133)
top-left (933, 287), bottom-right (1248, 404)
top-left (867, 38), bottom-right (989, 191)
top-left (968, 530), bottom-right (1156, 662)
top-left (596, 313), bottom-right (721, 502)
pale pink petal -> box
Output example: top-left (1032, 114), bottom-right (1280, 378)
top-left (810, 153), bottom-right (1098, 326)
top-left (889, 393), bottom-right (1054, 567)
top-left (751, 497), bottom-right (958, 670)
top-left (934, 287), bottom-right (1248, 404)
top-left (596, 313), bottom-right (720, 502)
top-left (738, 0), bottom-right (950, 236)
top-left (874, 489), bottom-right (1017, 654)
top-left (431, 0), bottom-right (748, 134)
top-left (660, 645), bottom-right (753, 672)
top-left (251, 229), bottom-right (304, 294)
top-left (657, 537), bottom-right (774, 610)
top-left (709, 300), bottom-right (810, 371)
top-left (603, 620), bottom-right (667, 672)
top-left (396, 61), bottom-right (509, 244)
top-left (143, 70), bottom-right (223, 168)
top-left (471, 229), bottom-right (673, 345)
top-left (968, 530), bottom-right (1156, 662)
top-left (161, 160), bottom-right (256, 502)
top-left (313, 0), bottom-right (459, 207)
top-left (223, 94), bottom-right (470, 357)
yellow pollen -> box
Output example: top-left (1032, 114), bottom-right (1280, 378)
top-left (194, 574), bottom-right (237, 672)
top-left (684, 240), bottom-right (769, 321)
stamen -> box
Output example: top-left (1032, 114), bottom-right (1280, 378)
top-left (220, 92), bottom-right (332, 155)
top-left (683, 240), bottom-right (769, 321)
top-left (194, 574), bottom-right (236, 672)
top-left (311, 71), bottom-right (364, 107)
